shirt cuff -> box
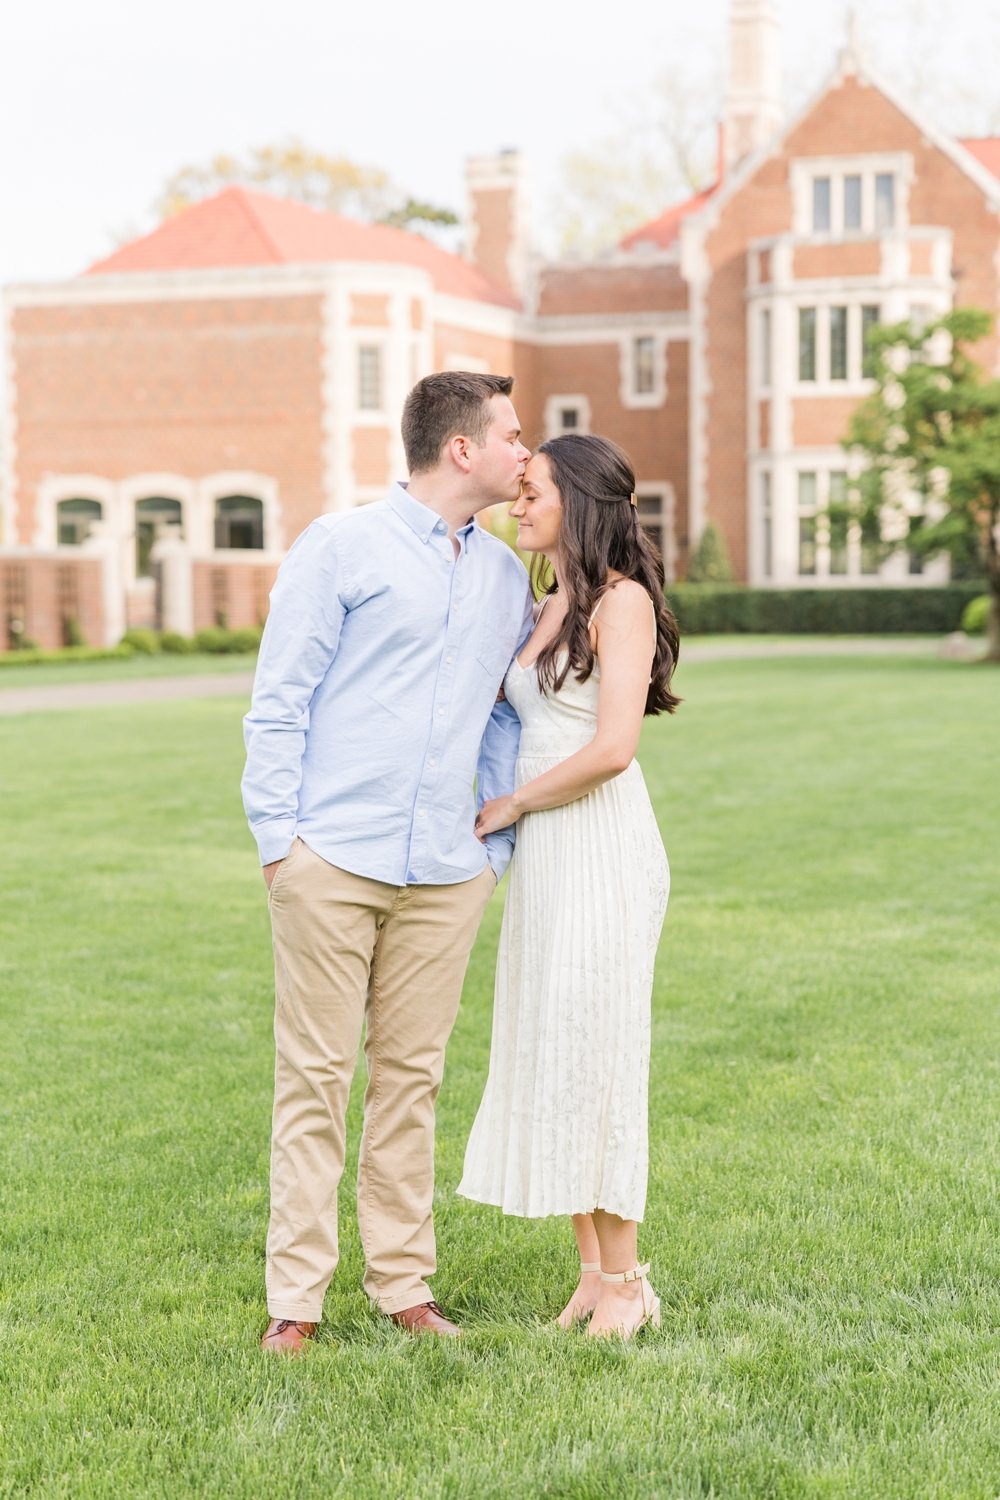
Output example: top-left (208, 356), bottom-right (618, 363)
top-left (485, 829), bottom-right (515, 884)
top-left (253, 818), bottom-right (297, 866)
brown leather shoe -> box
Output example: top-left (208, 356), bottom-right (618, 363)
top-left (260, 1317), bottom-right (318, 1355)
top-left (387, 1300), bottom-right (461, 1337)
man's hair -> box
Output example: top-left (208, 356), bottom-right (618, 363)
top-left (401, 371), bottom-right (514, 474)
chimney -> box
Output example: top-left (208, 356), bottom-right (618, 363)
top-left (723, 0), bottom-right (783, 176)
top-left (464, 150), bottom-right (530, 304)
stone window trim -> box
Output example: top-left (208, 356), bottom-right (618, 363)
top-left (790, 298), bottom-right (885, 393)
top-left (38, 471), bottom-right (281, 564)
top-left (618, 333), bottom-right (668, 409)
top-left (543, 394), bottom-right (592, 440)
top-left (36, 475), bottom-right (118, 549)
top-left (631, 482), bottom-right (677, 582)
top-left (790, 153), bottom-right (913, 240)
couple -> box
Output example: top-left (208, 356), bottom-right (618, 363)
top-left (241, 371), bottom-right (679, 1353)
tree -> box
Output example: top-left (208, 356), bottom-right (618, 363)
top-left (550, 56), bottom-right (719, 256)
top-left (845, 308), bottom-right (999, 661)
top-left (685, 521), bottom-right (734, 584)
top-left (153, 140), bottom-right (458, 236)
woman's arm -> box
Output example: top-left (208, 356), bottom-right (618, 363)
top-left (474, 580), bottom-right (654, 838)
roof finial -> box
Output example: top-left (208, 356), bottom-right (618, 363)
top-left (841, 6), bottom-right (864, 71)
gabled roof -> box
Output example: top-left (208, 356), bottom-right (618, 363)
top-left (84, 186), bottom-right (520, 308)
top-left (959, 138), bottom-right (1000, 180)
top-left (620, 184), bottom-right (719, 252)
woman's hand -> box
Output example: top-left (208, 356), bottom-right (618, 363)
top-left (475, 794), bottom-right (521, 840)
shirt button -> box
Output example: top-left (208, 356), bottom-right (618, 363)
top-left (418, 809), bottom-right (426, 818)
top-left (437, 708), bottom-right (444, 717)
top-left (428, 757), bottom-right (437, 766)
top-left (446, 656), bottom-right (454, 665)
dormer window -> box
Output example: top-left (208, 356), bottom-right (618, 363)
top-left (794, 156), bottom-right (909, 237)
top-left (812, 178), bottom-right (832, 233)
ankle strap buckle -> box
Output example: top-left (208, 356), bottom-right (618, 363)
top-left (601, 1261), bottom-right (650, 1284)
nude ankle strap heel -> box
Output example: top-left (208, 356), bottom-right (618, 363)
top-left (580, 1261), bottom-right (600, 1274)
top-left (598, 1262), bottom-right (661, 1333)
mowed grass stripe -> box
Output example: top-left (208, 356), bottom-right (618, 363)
top-left (1, 655), bottom-right (997, 1498)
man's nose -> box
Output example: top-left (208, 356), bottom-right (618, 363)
top-left (517, 443), bottom-right (532, 462)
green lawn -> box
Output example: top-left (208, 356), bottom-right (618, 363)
top-left (1, 654), bottom-right (997, 1498)
top-left (0, 652), bottom-right (256, 691)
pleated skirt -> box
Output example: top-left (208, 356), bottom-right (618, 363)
top-left (458, 752), bottom-right (669, 1221)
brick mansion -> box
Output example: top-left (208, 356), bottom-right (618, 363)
top-left (4, 1), bottom-right (1000, 648)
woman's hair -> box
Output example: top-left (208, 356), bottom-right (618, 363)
top-left (530, 433), bottom-right (681, 716)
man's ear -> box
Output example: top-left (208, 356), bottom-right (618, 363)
top-left (447, 433), bottom-right (473, 474)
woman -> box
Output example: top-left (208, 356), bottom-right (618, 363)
top-left (458, 433), bottom-right (680, 1339)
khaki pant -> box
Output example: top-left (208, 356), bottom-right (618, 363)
top-left (265, 838), bottom-right (495, 1319)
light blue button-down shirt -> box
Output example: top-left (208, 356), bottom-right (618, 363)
top-left (242, 483), bottom-right (535, 885)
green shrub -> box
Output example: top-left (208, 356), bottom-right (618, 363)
top-left (666, 584), bottom-right (985, 635)
top-left (120, 627), bottom-right (161, 655)
top-left (194, 625), bottom-right (262, 654)
top-left (62, 615), bottom-right (87, 648)
top-left (960, 595), bottom-right (990, 635)
top-left (685, 522), bottom-right (734, 583)
top-left (228, 626), bottom-right (264, 654)
top-left (0, 645), bottom-right (135, 668)
top-left (159, 631), bottom-right (194, 654)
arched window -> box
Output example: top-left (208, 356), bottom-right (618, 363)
top-left (136, 496), bottom-right (183, 578)
top-left (215, 495), bottom-right (264, 550)
top-left (57, 498), bottom-right (103, 546)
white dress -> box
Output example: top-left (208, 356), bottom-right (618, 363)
top-left (458, 620), bottom-right (670, 1222)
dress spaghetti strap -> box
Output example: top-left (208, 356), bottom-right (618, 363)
top-left (588, 583), bottom-right (657, 646)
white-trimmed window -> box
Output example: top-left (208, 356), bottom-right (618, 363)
top-left (544, 394), bottom-right (591, 439)
top-left (760, 308), bottom-right (772, 389)
top-left (619, 334), bottom-right (667, 408)
top-left (798, 308), bottom-right (817, 382)
top-left (57, 498), bottom-right (103, 546)
top-left (634, 337), bottom-right (655, 395)
top-left (214, 495), bottom-right (264, 550)
top-left (633, 485), bottom-right (676, 580)
top-left (135, 496), bottom-right (183, 578)
top-left (794, 155), bottom-right (910, 237)
top-left (797, 472), bottom-right (818, 576)
top-left (795, 302), bottom-right (884, 387)
top-left (794, 467), bottom-right (887, 580)
top-left (827, 470), bottom-right (849, 576)
top-left (760, 471), bottom-right (773, 579)
top-left (357, 345), bottom-right (383, 411)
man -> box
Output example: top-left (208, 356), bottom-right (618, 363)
top-left (242, 371), bottom-right (534, 1352)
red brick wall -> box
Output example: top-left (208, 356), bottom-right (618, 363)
top-left (191, 558), bottom-right (280, 632)
top-left (0, 554), bottom-right (104, 650)
top-left (350, 293), bottom-right (390, 326)
top-left (469, 187), bottom-right (516, 299)
top-left (11, 293), bottom-right (327, 546)
top-left (701, 69), bottom-right (1000, 579)
top-left (793, 241), bottom-right (882, 278)
top-left (537, 263), bottom-right (689, 317)
top-left (352, 427), bottom-right (391, 488)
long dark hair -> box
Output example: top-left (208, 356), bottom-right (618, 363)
top-left (531, 433), bottom-right (680, 716)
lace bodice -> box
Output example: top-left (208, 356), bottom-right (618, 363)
top-left (505, 655), bottom-right (600, 760)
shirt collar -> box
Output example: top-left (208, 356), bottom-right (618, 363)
top-left (388, 482), bottom-right (476, 544)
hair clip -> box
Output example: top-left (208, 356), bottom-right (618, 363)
top-left (629, 492), bottom-right (638, 507)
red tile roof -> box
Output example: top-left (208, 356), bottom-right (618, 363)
top-left (85, 186), bottom-right (520, 308)
top-left (620, 184), bottom-right (719, 252)
top-left (959, 138), bottom-right (1000, 179)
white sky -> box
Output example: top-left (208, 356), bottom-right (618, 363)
top-left (0, 0), bottom-right (995, 289)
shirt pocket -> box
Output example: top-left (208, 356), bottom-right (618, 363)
top-left (476, 612), bottom-right (518, 678)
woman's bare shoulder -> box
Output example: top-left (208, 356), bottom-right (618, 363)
top-left (598, 577), bottom-right (653, 623)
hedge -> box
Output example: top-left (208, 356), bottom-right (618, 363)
top-left (0, 644), bottom-right (136, 668)
top-left (665, 584), bottom-right (986, 635)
